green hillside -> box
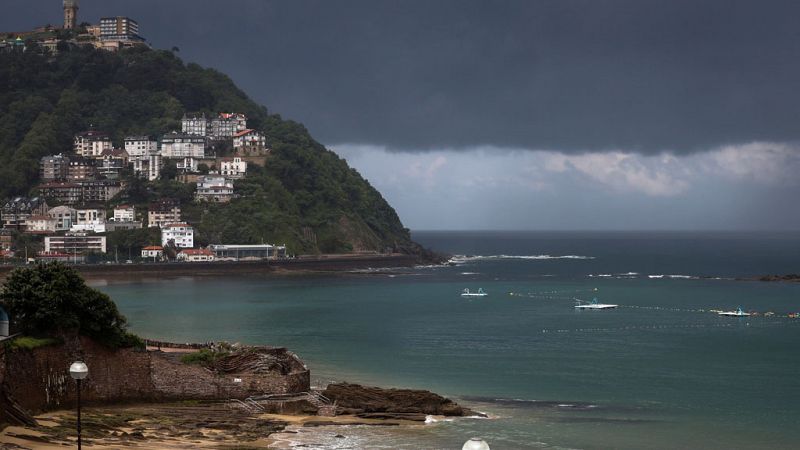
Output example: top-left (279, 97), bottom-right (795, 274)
top-left (0, 46), bottom-right (419, 255)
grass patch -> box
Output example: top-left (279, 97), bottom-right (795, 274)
top-left (180, 348), bottom-right (228, 365)
top-left (7, 336), bottom-right (61, 350)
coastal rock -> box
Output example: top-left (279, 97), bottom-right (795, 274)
top-left (322, 382), bottom-right (475, 416)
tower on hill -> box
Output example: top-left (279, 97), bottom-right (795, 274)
top-left (63, 0), bottom-right (78, 30)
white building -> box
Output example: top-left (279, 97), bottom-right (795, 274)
top-left (219, 157), bottom-right (247, 178)
top-left (182, 113), bottom-right (208, 136)
top-left (161, 223), bottom-right (194, 248)
top-left (113, 205), bottom-right (135, 222)
top-left (132, 150), bottom-right (162, 181)
top-left (211, 113), bottom-right (247, 139)
top-left (124, 136), bottom-right (157, 160)
top-left (177, 248), bottom-right (215, 262)
top-left (232, 129), bottom-right (265, 150)
top-left (141, 245), bottom-right (164, 260)
top-left (176, 157), bottom-right (199, 173)
top-left (47, 205), bottom-right (77, 231)
top-left (161, 132), bottom-right (205, 159)
top-left (24, 215), bottom-right (57, 233)
top-left (74, 130), bottom-right (112, 158)
top-left (71, 207), bottom-right (106, 233)
top-left (45, 233), bottom-right (106, 254)
top-left (195, 176), bottom-right (234, 203)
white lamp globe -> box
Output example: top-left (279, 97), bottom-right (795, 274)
top-left (69, 361), bottom-right (89, 380)
top-left (462, 437), bottom-right (490, 450)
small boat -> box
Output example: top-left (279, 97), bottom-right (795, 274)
top-left (574, 298), bottom-right (617, 309)
top-left (717, 306), bottom-right (750, 317)
top-left (461, 288), bottom-right (488, 297)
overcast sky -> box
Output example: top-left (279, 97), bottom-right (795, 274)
top-left (4, 0), bottom-right (800, 230)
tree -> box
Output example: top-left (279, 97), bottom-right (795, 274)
top-left (0, 263), bottom-right (141, 348)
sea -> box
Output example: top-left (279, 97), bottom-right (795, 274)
top-left (94, 231), bottom-right (800, 449)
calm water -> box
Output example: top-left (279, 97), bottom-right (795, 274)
top-left (95, 231), bottom-right (800, 449)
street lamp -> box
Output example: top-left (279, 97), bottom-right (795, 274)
top-left (69, 361), bottom-right (89, 449)
top-left (462, 437), bottom-right (491, 450)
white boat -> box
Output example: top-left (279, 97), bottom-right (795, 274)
top-left (718, 307), bottom-right (750, 317)
top-left (574, 298), bottom-right (617, 309)
top-left (461, 288), bottom-right (488, 297)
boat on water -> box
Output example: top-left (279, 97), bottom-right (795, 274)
top-left (574, 298), bottom-right (618, 309)
top-left (717, 306), bottom-right (750, 317)
top-left (461, 288), bottom-right (488, 297)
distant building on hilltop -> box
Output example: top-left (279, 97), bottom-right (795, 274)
top-left (195, 175), bottom-right (234, 203)
top-left (64, 0), bottom-right (78, 30)
top-left (181, 112), bottom-right (248, 140)
top-left (219, 156), bottom-right (247, 178)
top-left (182, 113), bottom-right (208, 136)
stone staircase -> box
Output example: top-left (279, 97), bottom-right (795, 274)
top-left (228, 390), bottom-right (338, 416)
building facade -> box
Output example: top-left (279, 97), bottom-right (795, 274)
top-left (182, 113), bottom-right (208, 136)
top-left (161, 223), bottom-right (194, 248)
top-left (67, 158), bottom-right (97, 181)
top-left (1, 197), bottom-right (49, 230)
top-left (48, 205), bottom-right (77, 231)
top-left (45, 233), bottom-right (106, 254)
top-left (74, 130), bottom-right (112, 158)
top-left (177, 248), bottom-right (215, 262)
top-left (124, 136), bottom-right (157, 160)
top-left (40, 155), bottom-right (70, 181)
top-left (148, 200), bottom-right (181, 228)
top-left (161, 132), bottom-right (205, 159)
top-left (141, 245), bottom-right (164, 260)
top-left (63, 0), bottom-right (78, 30)
top-left (219, 157), bottom-right (247, 178)
top-left (195, 176), bottom-right (234, 203)
top-left (113, 205), bottom-right (135, 222)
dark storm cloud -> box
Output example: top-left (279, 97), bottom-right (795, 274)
top-left (4, 0), bottom-right (800, 153)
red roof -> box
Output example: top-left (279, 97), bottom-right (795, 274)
top-left (233, 129), bottom-right (255, 138)
top-left (142, 246), bottom-right (163, 251)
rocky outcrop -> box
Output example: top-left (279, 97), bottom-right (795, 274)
top-left (322, 382), bottom-right (477, 419)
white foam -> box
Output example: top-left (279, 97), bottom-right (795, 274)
top-left (449, 254), bottom-right (595, 264)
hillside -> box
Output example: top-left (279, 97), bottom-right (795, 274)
top-left (0, 46), bottom-right (421, 256)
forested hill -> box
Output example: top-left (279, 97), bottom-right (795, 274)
top-left (0, 47), bottom-right (421, 256)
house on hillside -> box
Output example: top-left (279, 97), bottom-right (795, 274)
top-left (161, 223), bottom-right (194, 248)
top-left (161, 132), bottom-right (205, 159)
top-left (40, 154), bottom-right (70, 181)
top-left (67, 158), bottom-right (98, 182)
top-left (232, 129), bottom-right (267, 155)
top-left (1, 197), bottom-right (49, 230)
top-left (124, 136), bottom-right (158, 161)
top-left (219, 157), bottom-right (247, 179)
top-left (177, 248), bottom-right (215, 262)
top-left (24, 215), bottom-right (57, 234)
top-left (148, 200), bottom-right (181, 228)
top-left (72, 207), bottom-right (106, 233)
top-left (113, 205), bottom-right (135, 222)
top-left (195, 176), bottom-right (234, 203)
top-left (74, 130), bottom-right (112, 158)
top-left (48, 205), bottom-right (77, 231)
top-left (211, 113), bottom-right (247, 139)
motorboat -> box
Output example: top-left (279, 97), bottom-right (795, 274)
top-left (717, 306), bottom-right (750, 317)
top-left (574, 298), bottom-right (617, 309)
top-left (461, 288), bottom-right (488, 297)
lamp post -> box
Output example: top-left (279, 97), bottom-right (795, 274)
top-left (69, 361), bottom-right (89, 449)
top-left (462, 437), bottom-right (490, 450)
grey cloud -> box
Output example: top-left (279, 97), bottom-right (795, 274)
top-left (4, 0), bottom-right (800, 153)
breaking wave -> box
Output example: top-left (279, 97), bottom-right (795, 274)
top-left (449, 254), bottom-right (595, 264)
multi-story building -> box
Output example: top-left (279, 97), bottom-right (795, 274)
top-left (1, 197), bottom-right (49, 230)
top-left (195, 176), bottom-right (234, 203)
top-left (0, 229), bottom-right (12, 252)
top-left (232, 129), bottom-right (266, 153)
top-left (48, 205), bottom-right (77, 231)
top-left (161, 132), bottom-right (205, 159)
top-left (80, 180), bottom-right (121, 203)
top-left (67, 158), bottom-right (97, 181)
top-left (148, 200), bottom-right (181, 228)
top-left (40, 154), bottom-right (70, 181)
top-left (98, 148), bottom-right (128, 178)
top-left (161, 223), bottom-right (194, 248)
top-left (182, 113), bottom-right (208, 136)
top-left (211, 113), bottom-right (247, 139)
top-left (132, 149), bottom-right (162, 181)
top-left (99, 16), bottom-right (142, 41)
top-left (113, 205), bottom-right (135, 222)
top-left (25, 215), bottom-right (57, 233)
top-left (45, 233), bottom-right (107, 254)
top-left (124, 136), bottom-right (157, 161)
top-left (39, 182), bottom-right (82, 205)
top-left (219, 157), bottom-right (247, 178)
top-left (72, 207), bottom-right (106, 233)
top-left (74, 130), bottom-right (112, 158)
top-left (63, 0), bottom-right (78, 30)
top-left (176, 157), bottom-right (199, 173)
top-left (208, 244), bottom-right (287, 261)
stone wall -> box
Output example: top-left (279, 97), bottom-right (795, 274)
top-left (1, 337), bottom-right (310, 414)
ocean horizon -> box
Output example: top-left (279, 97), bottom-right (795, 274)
top-left (96, 230), bottom-right (800, 449)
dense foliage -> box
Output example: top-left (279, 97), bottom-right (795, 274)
top-left (0, 262), bottom-right (140, 348)
top-left (0, 46), bottom-right (413, 254)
